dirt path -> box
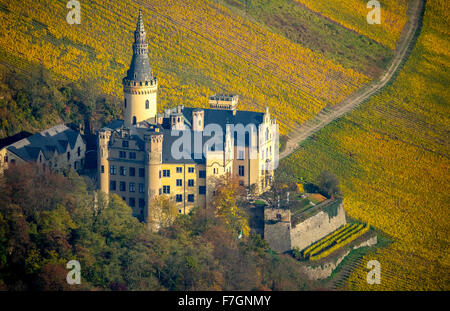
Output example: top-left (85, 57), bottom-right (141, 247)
top-left (280, 0), bottom-right (425, 160)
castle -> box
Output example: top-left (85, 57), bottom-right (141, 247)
top-left (97, 11), bottom-right (278, 220)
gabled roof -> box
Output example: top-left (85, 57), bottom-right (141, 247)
top-left (6, 124), bottom-right (83, 162)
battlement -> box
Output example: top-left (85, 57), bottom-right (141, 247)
top-left (209, 94), bottom-right (238, 111)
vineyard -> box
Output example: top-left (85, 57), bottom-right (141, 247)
top-left (215, 0), bottom-right (393, 78)
top-left (294, 0), bottom-right (409, 49)
top-left (0, 0), bottom-right (372, 136)
top-left (297, 223), bottom-right (370, 261)
top-left (279, 0), bottom-right (450, 290)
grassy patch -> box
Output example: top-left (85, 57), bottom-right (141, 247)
top-left (215, 0), bottom-right (393, 77)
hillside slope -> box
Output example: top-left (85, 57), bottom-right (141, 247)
top-left (279, 0), bottom-right (449, 290)
top-left (295, 0), bottom-right (409, 49)
top-left (0, 0), bottom-right (371, 136)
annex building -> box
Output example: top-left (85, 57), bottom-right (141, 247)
top-left (98, 11), bottom-right (278, 219)
top-left (0, 124), bottom-right (86, 174)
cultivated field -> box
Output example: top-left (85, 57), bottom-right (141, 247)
top-left (279, 0), bottom-right (450, 290)
top-left (0, 0), bottom-right (372, 134)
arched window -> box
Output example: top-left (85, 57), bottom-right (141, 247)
top-left (133, 116), bottom-right (137, 125)
top-left (145, 100), bottom-right (149, 109)
top-left (265, 128), bottom-right (269, 141)
top-left (124, 98), bottom-right (127, 108)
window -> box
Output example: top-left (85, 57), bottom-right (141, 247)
top-left (176, 179), bottom-right (182, 187)
top-left (67, 152), bottom-right (71, 161)
top-left (129, 182), bottom-right (135, 192)
top-left (74, 161), bottom-right (77, 170)
top-left (139, 183), bottom-right (145, 193)
top-left (163, 169), bottom-right (170, 177)
top-left (122, 141), bottom-right (129, 148)
top-left (139, 198), bottom-right (145, 208)
top-left (110, 181), bottom-right (116, 191)
top-left (213, 168), bottom-right (218, 174)
top-left (159, 188), bottom-right (162, 195)
top-left (129, 152), bottom-right (136, 159)
top-left (129, 198), bottom-right (135, 207)
top-left (239, 165), bottom-right (245, 177)
top-left (120, 182), bottom-right (126, 192)
top-left (101, 165), bottom-right (104, 173)
top-left (188, 194), bottom-right (194, 202)
top-left (110, 165), bottom-right (116, 175)
top-left (122, 197), bottom-right (126, 202)
top-left (199, 170), bottom-right (206, 178)
top-left (188, 179), bottom-right (194, 187)
top-left (124, 98), bottom-right (127, 108)
top-left (163, 186), bottom-right (170, 194)
top-left (139, 168), bottom-right (145, 177)
top-left (119, 151), bottom-right (127, 158)
top-left (77, 147), bottom-right (81, 157)
top-left (129, 167), bottom-right (135, 176)
top-left (188, 167), bottom-right (194, 173)
top-left (176, 167), bottom-right (183, 173)
top-left (120, 166), bottom-right (127, 176)
top-left (176, 194), bottom-right (183, 202)
top-left (199, 186), bottom-right (206, 195)
top-left (145, 100), bottom-right (149, 109)
top-left (238, 150), bottom-right (245, 160)
top-left (133, 116), bottom-right (137, 125)
top-left (265, 128), bottom-right (269, 141)
top-left (239, 180), bottom-right (244, 186)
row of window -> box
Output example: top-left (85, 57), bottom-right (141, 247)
top-left (122, 197), bottom-right (145, 208)
top-left (176, 194), bottom-right (195, 203)
top-left (110, 181), bottom-right (206, 196)
top-left (110, 181), bottom-right (145, 193)
top-left (161, 185), bottom-right (206, 195)
top-left (119, 151), bottom-right (136, 159)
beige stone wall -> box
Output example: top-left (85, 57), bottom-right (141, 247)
top-left (290, 203), bottom-right (347, 251)
top-left (123, 82), bottom-right (157, 128)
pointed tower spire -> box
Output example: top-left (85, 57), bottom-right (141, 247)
top-left (126, 10), bottom-right (153, 81)
top-left (122, 10), bottom-right (158, 129)
top-left (136, 9), bottom-right (145, 33)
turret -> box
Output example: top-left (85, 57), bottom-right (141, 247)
top-left (192, 109), bottom-right (204, 131)
top-left (123, 10), bottom-right (158, 128)
top-left (144, 133), bottom-right (163, 222)
top-left (98, 129), bottom-right (111, 194)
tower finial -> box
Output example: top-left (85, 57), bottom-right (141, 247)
top-left (136, 9), bottom-right (145, 33)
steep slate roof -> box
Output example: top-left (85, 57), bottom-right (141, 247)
top-left (0, 131), bottom-right (32, 149)
top-left (104, 107), bottom-right (265, 164)
top-left (6, 124), bottom-right (82, 162)
top-left (181, 107), bottom-right (264, 129)
top-left (125, 10), bottom-right (153, 82)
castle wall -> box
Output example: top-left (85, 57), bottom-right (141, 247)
top-left (290, 203), bottom-right (347, 251)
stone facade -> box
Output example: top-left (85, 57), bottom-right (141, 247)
top-left (264, 201), bottom-right (347, 253)
top-left (290, 203), bottom-right (347, 251)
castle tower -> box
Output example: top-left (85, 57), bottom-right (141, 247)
top-left (192, 109), bottom-right (204, 131)
top-left (98, 129), bottom-right (111, 194)
top-left (123, 10), bottom-right (158, 128)
top-left (144, 133), bottom-right (163, 222)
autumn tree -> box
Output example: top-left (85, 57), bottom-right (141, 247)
top-left (147, 195), bottom-right (178, 232)
top-left (210, 176), bottom-right (250, 238)
top-left (317, 170), bottom-right (341, 199)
